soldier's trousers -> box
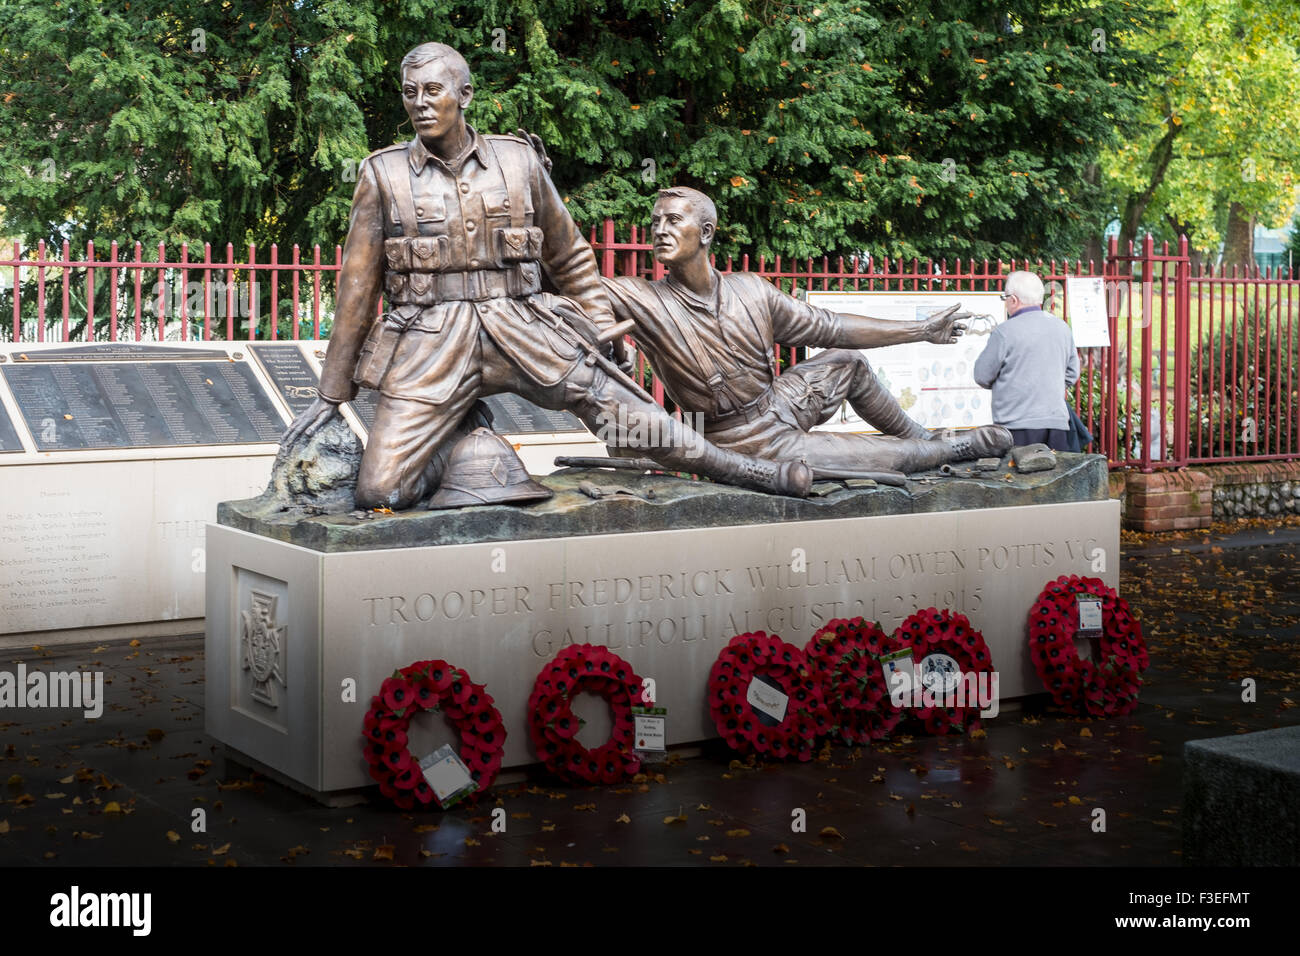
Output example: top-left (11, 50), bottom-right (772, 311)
top-left (357, 325), bottom-right (734, 510)
top-left (705, 348), bottom-right (953, 474)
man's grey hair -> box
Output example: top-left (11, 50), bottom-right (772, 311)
top-left (1004, 270), bottom-right (1045, 307)
top-left (400, 43), bottom-right (471, 89)
top-left (656, 187), bottom-right (717, 234)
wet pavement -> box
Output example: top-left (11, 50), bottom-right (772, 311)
top-left (2, 518), bottom-right (1297, 868)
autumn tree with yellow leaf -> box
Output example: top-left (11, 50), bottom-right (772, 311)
top-left (1105, 0), bottom-right (1300, 268)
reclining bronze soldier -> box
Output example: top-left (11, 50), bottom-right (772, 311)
top-left (602, 187), bottom-right (1014, 474)
top-left (280, 43), bottom-right (812, 504)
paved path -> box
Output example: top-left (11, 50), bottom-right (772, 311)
top-left (2, 524), bottom-right (1297, 867)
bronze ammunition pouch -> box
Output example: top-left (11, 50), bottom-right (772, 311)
top-left (354, 308), bottom-right (419, 391)
top-left (493, 226), bottom-right (544, 265)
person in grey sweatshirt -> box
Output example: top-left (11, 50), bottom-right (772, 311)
top-left (972, 270), bottom-right (1080, 451)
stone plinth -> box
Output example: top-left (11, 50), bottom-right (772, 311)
top-left (206, 454), bottom-right (1118, 798)
top-left (219, 452), bottom-right (1110, 551)
top-left (1183, 726), bottom-right (1300, 865)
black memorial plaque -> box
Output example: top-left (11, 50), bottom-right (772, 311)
top-left (8, 343), bottom-right (230, 362)
top-left (481, 393), bottom-right (585, 434)
top-left (247, 343), bottom-right (324, 420)
top-left (0, 401), bottom-right (24, 453)
top-left (0, 359), bottom-right (286, 450)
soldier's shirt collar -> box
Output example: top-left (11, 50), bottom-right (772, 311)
top-left (408, 125), bottom-right (489, 174)
top-left (665, 267), bottom-right (723, 312)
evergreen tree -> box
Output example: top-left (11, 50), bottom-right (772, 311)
top-left (0, 0), bottom-right (1162, 262)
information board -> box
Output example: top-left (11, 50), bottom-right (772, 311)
top-left (803, 291), bottom-right (1007, 431)
top-left (247, 343), bottom-right (328, 420)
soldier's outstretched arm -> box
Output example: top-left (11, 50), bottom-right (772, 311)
top-left (761, 278), bottom-right (967, 349)
top-left (835, 303), bottom-right (968, 347)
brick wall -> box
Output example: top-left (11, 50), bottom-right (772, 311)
top-left (1122, 461), bottom-right (1300, 530)
top-left (1124, 471), bottom-right (1214, 532)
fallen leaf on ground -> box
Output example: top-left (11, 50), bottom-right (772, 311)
top-left (819, 826), bottom-right (843, 839)
top-left (373, 845), bottom-right (394, 860)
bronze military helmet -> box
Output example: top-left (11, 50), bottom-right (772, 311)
top-left (426, 427), bottom-right (553, 508)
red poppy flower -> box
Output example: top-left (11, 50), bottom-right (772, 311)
top-left (381, 678), bottom-right (415, 712)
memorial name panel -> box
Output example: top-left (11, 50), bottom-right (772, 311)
top-left (0, 401), bottom-right (25, 453)
top-left (0, 360), bottom-right (285, 450)
top-left (0, 488), bottom-right (118, 618)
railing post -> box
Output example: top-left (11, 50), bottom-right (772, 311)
top-left (1103, 236), bottom-right (1120, 464)
top-left (601, 219), bottom-right (615, 278)
top-left (1172, 235), bottom-right (1191, 466)
top-left (1138, 235), bottom-right (1154, 471)
top-left (10, 241), bottom-right (20, 341)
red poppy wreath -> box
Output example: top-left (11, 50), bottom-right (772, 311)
top-left (527, 645), bottom-right (643, 784)
top-left (708, 631), bottom-right (831, 761)
top-left (804, 618), bottom-right (905, 744)
top-left (1028, 574), bottom-right (1148, 717)
top-left (893, 608), bottom-right (996, 736)
top-left (362, 659), bottom-right (506, 810)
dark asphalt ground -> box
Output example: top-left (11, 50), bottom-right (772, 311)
top-left (2, 518), bottom-right (1297, 869)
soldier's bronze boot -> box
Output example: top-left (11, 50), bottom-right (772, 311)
top-left (941, 425), bottom-right (1013, 461)
top-left (708, 452), bottom-right (813, 498)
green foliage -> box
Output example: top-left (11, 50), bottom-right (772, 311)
top-left (1, 0), bottom-right (1162, 262)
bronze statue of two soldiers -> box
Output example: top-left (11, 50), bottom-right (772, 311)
top-left (284, 42), bottom-right (1012, 507)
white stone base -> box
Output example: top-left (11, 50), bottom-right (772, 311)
top-left (205, 499), bottom-right (1120, 794)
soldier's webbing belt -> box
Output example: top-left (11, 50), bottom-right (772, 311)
top-left (383, 265), bottom-right (541, 304)
top-left (708, 389), bottom-right (777, 429)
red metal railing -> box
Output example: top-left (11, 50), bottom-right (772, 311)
top-left (3, 224), bottom-right (1296, 471)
